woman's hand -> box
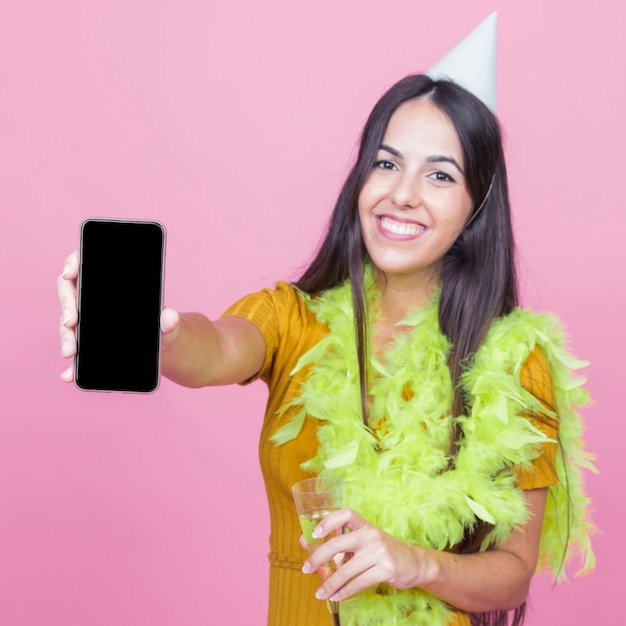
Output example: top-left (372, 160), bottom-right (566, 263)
top-left (56, 246), bottom-right (264, 388)
top-left (301, 508), bottom-right (433, 603)
top-left (57, 251), bottom-right (79, 382)
top-left (56, 250), bottom-right (182, 382)
top-left (301, 489), bottom-right (547, 613)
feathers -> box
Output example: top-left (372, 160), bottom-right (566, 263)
top-left (272, 270), bottom-right (595, 624)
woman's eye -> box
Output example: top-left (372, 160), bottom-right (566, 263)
top-left (430, 171), bottom-right (455, 183)
top-left (374, 160), bottom-right (397, 171)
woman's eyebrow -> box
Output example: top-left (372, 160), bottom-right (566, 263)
top-left (379, 144), bottom-right (402, 158)
top-left (426, 155), bottom-right (464, 175)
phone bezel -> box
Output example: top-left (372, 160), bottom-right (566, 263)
top-left (75, 217), bottom-right (166, 393)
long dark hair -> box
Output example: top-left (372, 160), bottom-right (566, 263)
top-left (296, 75), bottom-right (522, 625)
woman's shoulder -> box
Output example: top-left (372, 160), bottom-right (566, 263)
top-left (222, 281), bottom-right (310, 322)
top-left (221, 282), bottom-right (327, 385)
top-left (487, 306), bottom-right (565, 343)
top-left (479, 307), bottom-right (580, 370)
top-left (475, 306), bottom-right (590, 412)
top-left (221, 281), bottom-right (327, 356)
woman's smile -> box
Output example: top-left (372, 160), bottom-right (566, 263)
top-left (376, 215), bottom-right (427, 239)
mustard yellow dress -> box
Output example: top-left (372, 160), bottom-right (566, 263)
top-left (223, 283), bottom-right (558, 626)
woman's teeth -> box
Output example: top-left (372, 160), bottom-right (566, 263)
top-left (380, 216), bottom-right (424, 236)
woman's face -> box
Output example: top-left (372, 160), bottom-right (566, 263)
top-left (358, 98), bottom-right (473, 288)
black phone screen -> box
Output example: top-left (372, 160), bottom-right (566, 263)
top-left (75, 219), bottom-right (165, 392)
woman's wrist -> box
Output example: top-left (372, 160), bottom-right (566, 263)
top-left (403, 544), bottom-right (442, 591)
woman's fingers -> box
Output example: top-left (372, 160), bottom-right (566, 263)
top-left (57, 250), bottom-right (180, 382)
top-left (160, 307), bottom-right (181, 354)
top-left (58, 251), bottom-right (79, 379)
top-left (312, 507), bottom-right (367, 538)
top-left (59, 308), bottom-right (76, 357)
top-left (160, 307), bottom-right (180, 335)
top-left (302, 509), bottom-right (422, 602)
top-left (304, 521), bottom-right (379, 578)
top-left (60, 363), bottom-right (74, 383)
top-left (62, 250), bottom-right (79, 279)
top-left (57, 254), bottom-right (78, 322)
top-left (304, 528), bottom-right (382, 600)
top-left (319, 558), bottom-right (380, 601)
top-left (302, 509), bottom-right (369, 578)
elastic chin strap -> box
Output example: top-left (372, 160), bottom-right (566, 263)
top-left (466, 175), bottom-right (495, 227)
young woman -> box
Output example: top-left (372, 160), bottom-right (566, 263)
top-left (58, 75), bottom-right (594, 626)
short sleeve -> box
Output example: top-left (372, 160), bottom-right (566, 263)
top-left (221, 286), bottom-right (284, 384)
top-left (516, 347), bottom-right (559, 489)
top-left (221, 282), bottom-right (324, 386)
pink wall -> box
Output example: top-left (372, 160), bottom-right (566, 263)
top-left (1, 1), bottom-right (623, 624)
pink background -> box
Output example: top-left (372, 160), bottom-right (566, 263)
top-left (1, 1), bottom-right (623, 624)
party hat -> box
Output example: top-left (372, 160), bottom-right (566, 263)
top-left (427, 12), bottom-right (497, 112)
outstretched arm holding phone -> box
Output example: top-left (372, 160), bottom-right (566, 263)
top-left (58, 249), bottom-right (265, 389)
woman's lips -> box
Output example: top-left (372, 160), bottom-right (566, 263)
top-left (376, 215), bottom-right (426, 240)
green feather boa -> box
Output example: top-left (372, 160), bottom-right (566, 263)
top-left (273, 272), bottom-right (596, 625)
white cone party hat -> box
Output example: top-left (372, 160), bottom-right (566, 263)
top-left (427, 12), bottom-right (497, 112)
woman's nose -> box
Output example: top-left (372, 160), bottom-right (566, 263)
top-left (390, 174), bottom-right (422, 209)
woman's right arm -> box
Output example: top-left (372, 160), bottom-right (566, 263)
top-left (159, 310), bottom-right (266, 387)
top-left (58, 250), bottom-right (266, 388)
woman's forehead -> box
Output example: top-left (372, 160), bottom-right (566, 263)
top-left (382, 99), bottom-right (463, 161)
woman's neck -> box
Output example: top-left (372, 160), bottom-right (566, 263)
top-left (370, 267), bottom-right (439, 357)
top-left (373, 267), bottom-right (439, 324)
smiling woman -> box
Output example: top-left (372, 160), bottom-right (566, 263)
top-left (57, 74), bottom-right (594, 626)
top-left (357, 98), bottom-right (473, 303)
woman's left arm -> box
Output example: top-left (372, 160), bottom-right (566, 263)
top-left (303, 487), bottom-right (547, 613)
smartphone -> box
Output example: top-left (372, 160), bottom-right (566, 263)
top-left (75, 218), bottom-right (166, 393)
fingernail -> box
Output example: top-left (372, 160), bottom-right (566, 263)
top-left (62, 310), bottom-right (72, 325)
top-left (302, 561), bottom-right (312, 574)
top-left (61, 341), bottom-right (70, 357)
top-left (312, 526), bottom-right (322, 539)
top-left (62, 264), bottom-right (70, 278)
top-left (315, 588), bottom-right (327, 600)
